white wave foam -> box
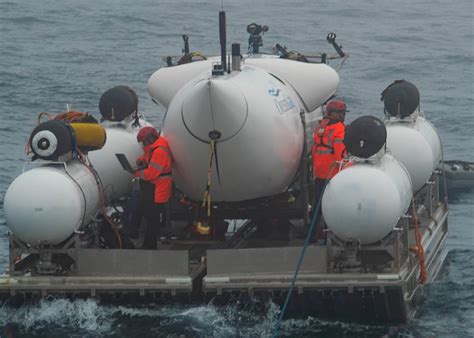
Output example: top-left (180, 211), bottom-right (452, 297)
top-left (0, 298), bottom-right (393, 337)
top-left (1, 298), bottom-right (113, 334)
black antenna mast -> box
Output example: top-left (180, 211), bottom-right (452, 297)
top-left (219, 11), bottom-right (226, 72)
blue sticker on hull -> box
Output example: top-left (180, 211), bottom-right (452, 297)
top-left (268, 88), bottom-right (280, 96)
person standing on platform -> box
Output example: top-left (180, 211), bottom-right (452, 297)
top-left (311, 99), bottom-right (348, 236)
top-left (135, 126), bottom-right (172, 249)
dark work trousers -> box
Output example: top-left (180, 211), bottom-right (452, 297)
top-left (142, 202), bottom-right (166, 249)
top-left (310, 178), bottom-right (327, 239)
top-left (127, 180), bottom-right (153, 233)
top-left (138, 180), bottom-right (166, 249)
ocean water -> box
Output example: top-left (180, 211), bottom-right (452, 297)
top-left (0, 0), bottom-right (473, 336)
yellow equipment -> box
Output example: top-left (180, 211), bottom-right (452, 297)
top-left (70, 123), bottom-right (106, 152)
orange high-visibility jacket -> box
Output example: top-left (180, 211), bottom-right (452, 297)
top-left (135, 136), bottom-right (172, 203)
top-left (312, 118), bottom-right (346, 179)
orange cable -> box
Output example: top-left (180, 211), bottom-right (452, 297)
top-left (409, 202), bottom-right (428, 284)
top-left (54, 111), bottom-right (90, 123)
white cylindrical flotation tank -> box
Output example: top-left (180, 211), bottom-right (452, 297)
top-left (385, 116), bottom-right (442, 192)
top-left (5, 118), bottom-right (150, 246)
top-left (416, 116), bottom-right (442, 164)
top-left (381, 80), bottom-right (442, 192)
top-left (4, 161), bottom-right (100, 245)
top-left (322, 154), bottom-right (412, 244)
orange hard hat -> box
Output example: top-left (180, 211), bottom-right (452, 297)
top-left (137, 126), bottom-right (159, 143)
top-left (325, 99), bottom-right (349, 114)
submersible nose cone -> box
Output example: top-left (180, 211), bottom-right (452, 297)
top-left (181, 79), bottom-right (248, 142)
top-left (344, 116), bottom-right (387, 158)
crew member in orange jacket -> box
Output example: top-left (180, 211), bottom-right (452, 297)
top-left (311, 99), bottom-right (348, 233)
top-left (134, 126), bottom-right (172, 249)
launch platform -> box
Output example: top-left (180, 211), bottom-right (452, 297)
top-left (0, 173), bottom-right (448, 323)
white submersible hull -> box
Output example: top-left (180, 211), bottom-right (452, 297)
top-left (149, 57), bottom-right (339, 202)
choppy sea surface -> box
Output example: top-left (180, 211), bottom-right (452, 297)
top-left (0, 0), bottom-right (472, 336)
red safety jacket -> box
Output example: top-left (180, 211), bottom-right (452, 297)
top-left (312, 118), bottom-right (346, 179)
top-left (135, 136), bottom-right (172, 203)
